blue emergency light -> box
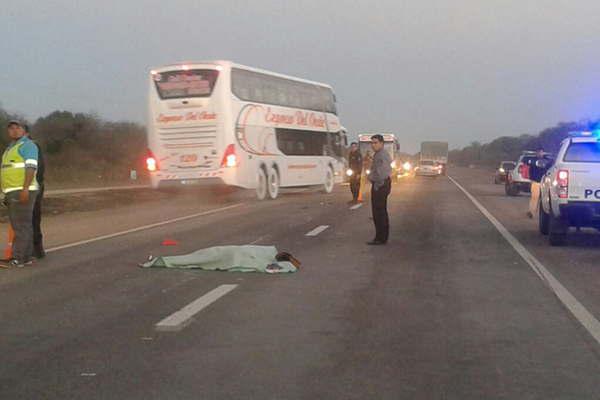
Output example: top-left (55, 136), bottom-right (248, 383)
top-left (568, 130), bottom-right (598, 137)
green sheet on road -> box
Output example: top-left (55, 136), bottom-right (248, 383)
top-left (140, 245), bottom-right (297, 273)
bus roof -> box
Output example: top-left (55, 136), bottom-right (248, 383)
top-left (150, 60), bottom-right (333, 89)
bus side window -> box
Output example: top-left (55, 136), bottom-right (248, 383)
top-left (297, 141), bottom-right (306, 155)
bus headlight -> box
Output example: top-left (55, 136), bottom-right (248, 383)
top-left (390, 161), bottom-right (397, 169)
top-left (403, 162), bottom-right (412, 171)
top-left (366, 169), bottom-right (371, 175)
top-left (346, 169), bottom-right (353, 177)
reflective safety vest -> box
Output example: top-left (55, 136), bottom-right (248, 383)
top-left (1, 140), bottom-right (39, 194)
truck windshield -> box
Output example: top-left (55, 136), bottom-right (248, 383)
top-left (564, 142), bottom-right (600, 163)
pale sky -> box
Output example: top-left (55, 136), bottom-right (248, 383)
top-left (2, 0), bottom-right (600, 152)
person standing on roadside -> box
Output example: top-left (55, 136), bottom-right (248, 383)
top-left (526, 148), bottom-right (547, 219)
top-left (367, 134), bottom-right (392, 245)
top-left (348, 142), bottom-right (362, 204)
top-left (1, 121), bottom-right (39, 267)
top-left (24, 125), bottom-right (46, 258)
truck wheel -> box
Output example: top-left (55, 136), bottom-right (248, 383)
top-left (539, 202), bottom-right (550, 235)
top-left (548, 214), bottom-right (567, 246)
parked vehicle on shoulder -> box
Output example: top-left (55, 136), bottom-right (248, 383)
top-left (494, 161), bottom-right (516, 184)
top-left (505, 151), bottom-right (552, 196)
top-left (539, 131), bottom-right (600, 246)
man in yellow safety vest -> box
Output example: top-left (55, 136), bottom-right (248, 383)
top-left (2, 121), bottom-right (40, 267)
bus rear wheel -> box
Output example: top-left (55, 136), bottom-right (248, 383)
top-left (256, 168), bottom-right (268, 200)
top-left (268, 168), bottom-right (280, 200)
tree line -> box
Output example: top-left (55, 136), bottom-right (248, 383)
top-left (449, 119), bottom-right (600, 167)
top-left (0, 105), bottom-right (147, 185)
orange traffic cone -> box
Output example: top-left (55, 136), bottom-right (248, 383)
top-left (357, 173), bottom-right (366, 202)
top-left (3, 225), bottom-right (14, 261)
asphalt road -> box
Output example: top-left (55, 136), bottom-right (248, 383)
top-left (1, 169), bottom-right (599, 399)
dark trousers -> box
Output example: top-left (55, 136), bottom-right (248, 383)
top-left (7, 190), bottom-right (37, 263)
top-left (350, 174), bottom-right (361, 200)
top-left (33, 186), bottom-right (44, 256)
top-left (371, 178), bottom-right (391, 242)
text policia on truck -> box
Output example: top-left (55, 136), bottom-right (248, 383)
top-left (146, 60), bottom-right (347, 200)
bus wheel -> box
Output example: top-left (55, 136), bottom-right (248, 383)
top-left (323, 167), bottom-right (334, 194)
top-left (256, 168), bottom-right (268, 200)
top-left (267, 168), bottom-right (280, 200)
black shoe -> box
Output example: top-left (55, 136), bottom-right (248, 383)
top-left (367, 240), bottom-right (385, 246)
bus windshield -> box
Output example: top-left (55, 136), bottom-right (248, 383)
top-left (153, 69), bottom-right (219, 99)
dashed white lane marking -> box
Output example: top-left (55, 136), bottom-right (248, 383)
top-left (449, 176), bottom-right (600, 347)
top-left (350, 203), bottom-right (363, 210)
top-left (46, 203), bottom-right (244, 253)
top-left (305, 225), bottom-right (330, 237)
top-left (156, 284), bottom-right (238, 332)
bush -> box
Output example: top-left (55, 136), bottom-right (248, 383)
top-left (0, 105), bottom-right (148, 186)
top-left (449, 120), bottom-right (595, 167)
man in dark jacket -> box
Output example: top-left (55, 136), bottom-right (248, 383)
top-left (526, 148), bottom-right (550, 219)
top-left (348, 142), bottom-right (362, 203)
top-left (24, 125), bottom-right (45, 258)
top-left (367, 134), bottom-right (392, 245)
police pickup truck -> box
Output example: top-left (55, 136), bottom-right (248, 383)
top-left (539, 131), bottom-right (600, 245)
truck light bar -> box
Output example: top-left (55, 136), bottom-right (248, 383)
top-left (568, 130), bottom-right (599, 138)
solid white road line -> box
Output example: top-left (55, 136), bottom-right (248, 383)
top-left (46, 203), bottom-right (244, 253)
top-left (305, 225), bottom-right (330, 237)
top-left (350, 203), bottom-right (363, 210)
top-left (156, 284), bottom-right (238, 332)
top-left (46, 185), bottom-right (151, 197)
top-left (449, 176), bottom-right (600, 347)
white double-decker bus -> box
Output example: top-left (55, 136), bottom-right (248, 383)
top-left (146, 60), bottom-right (345, 199)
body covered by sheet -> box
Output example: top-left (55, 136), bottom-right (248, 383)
top-left (140, 245), bottom-right (297, 273)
